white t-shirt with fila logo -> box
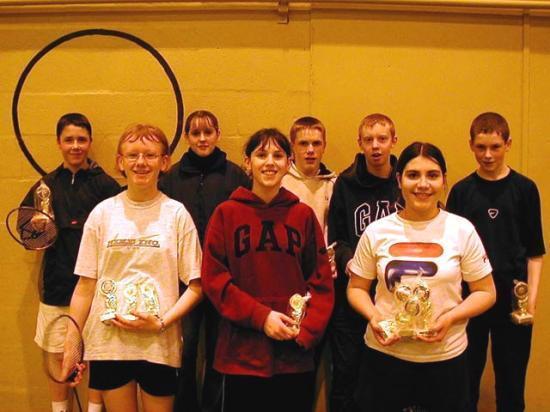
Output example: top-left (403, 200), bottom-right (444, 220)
top-left (347, 210), bottom-right (492, 363)
top-left (75, 191), bottom-right (202, 367)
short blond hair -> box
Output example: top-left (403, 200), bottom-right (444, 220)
top-left (289, 116), bottom-right (326, 143)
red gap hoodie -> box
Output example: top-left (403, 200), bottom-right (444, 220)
top-left (202, 186), bottom-right (334, 377)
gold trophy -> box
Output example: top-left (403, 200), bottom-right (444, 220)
top-left (510, 280), bottom-right (533, 325)
top-left (379, 279), bottom-right (433, 340)
top-left (100, 276), bottom-right (161, 323)
top-left (31, 180), bottom-right (55, 232)
top-left (326, 241), bottom-right (337, 277)
top-left (140, 283), bottom-right (160, 316)
top-left (34, 180), bottom-right (54, 218)
top-left (99, 279), bottom-right (118, 323)
top-left (122, 283), bottom-right (138, 320)
top-left (288, 292), bottom-right (311, 332)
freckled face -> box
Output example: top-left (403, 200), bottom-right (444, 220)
top-left (117, 138), bottom-right (168, 189)
top-left (358, 122), bottom-right (397, 172)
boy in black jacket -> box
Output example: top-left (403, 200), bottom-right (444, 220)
top-left (447, 112), bottom-right (545, 412)
top-left (327, 113), bottom-right (401, 412)
top-left (159, 110), bottom-right (249, 412)
top-left (21, 113), bottom-right (120, 412)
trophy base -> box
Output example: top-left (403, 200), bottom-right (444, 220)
top-left (511, 311), bottom-right (533, 325)
top-left (100, 312), bottom-right (116, 324)
top-left (378, 320), bottom-right (397, 340)
top-left (415, 329), bottom-right (436, 338)
top-left (397, 328), bottom-right (415, 338)
top-left (378, 320), bottom-right (435, 340)
top-left (397, 328), bottom-right (435, 339)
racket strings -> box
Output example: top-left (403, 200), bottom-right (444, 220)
top-left (43, 316), bottom-right (83, 383)
top-left (6, 207), bottom-right (57, 250)
top-left (63, 328), bottom-right (84, 381)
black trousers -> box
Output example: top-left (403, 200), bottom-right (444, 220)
top-left (174, 299), bottom-right (222, 412)
top-left (356, 347), bottom-right (470, 412)
top-left (327, 290), bottom-right (366, 412)
top-left (466, 306), bottom-right (532, 412)
top-left (222, 372), bottom-right (313, 412)
top-left (304, 332), bottom-right (329, 412)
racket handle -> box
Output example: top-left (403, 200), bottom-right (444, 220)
top-left (66, 367), bottom-right (78, 383)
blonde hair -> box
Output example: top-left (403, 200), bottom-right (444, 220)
top-left (289, 116), bottom-right (326, 143)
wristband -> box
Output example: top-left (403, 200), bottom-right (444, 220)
top-left (155, 315), bottom-right (166, 333)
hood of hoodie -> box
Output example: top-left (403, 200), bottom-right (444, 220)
top-left (286, 162), bottom-right (336, 182)
top-left (230, 186), bottom-right (299, 209)
top-left (179, 147), bottom-right (227, 175)
top-left (340, 153), bottom-right (398, 189)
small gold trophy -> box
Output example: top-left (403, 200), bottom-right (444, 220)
top-left (140, 283), bottom-right (160, 316)
top-left (99, 279), bottom-right (118, 323)
top-left (326, 241), bottom-right (337, 277)
top-left (510, 280), bottom-right (533, 325)
top-left (31, 180), bottom-right (55, 232)
top-left (34, 180), bottom-right (54, 218)
top-left (122, 283), bottom-right (138, 320)
top-left (288, 292), bottom-right (311, 332)
top-left (379, 279), bottom-right (433, 340)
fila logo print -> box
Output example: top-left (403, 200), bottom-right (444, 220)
top-left (488, 208), bottom-right (499, 219)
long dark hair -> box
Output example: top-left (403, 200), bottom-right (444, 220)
top-left (396, 141), bottom-right (447, 209)
top-left (396, 141), bottom-right (447, 176)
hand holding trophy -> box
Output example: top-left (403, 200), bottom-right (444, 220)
top-left (6, 179), bottom-right (58, 250)
top-left (510, 280), bottom-right (533, 325)
top-left (99, 276), bottom-right (161, 324)
top-left (378, 278), bottom-right (434, 340)
top-left (287, 292), bottom-right (311, 333)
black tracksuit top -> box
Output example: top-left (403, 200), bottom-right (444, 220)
top-left (21, 162), bottom-right (120, 305)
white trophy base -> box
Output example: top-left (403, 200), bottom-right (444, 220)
top-left (100, 312), bottom-right (116, 324)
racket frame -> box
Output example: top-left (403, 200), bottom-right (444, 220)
top-left (6, 206), bottom-right (58, 250)
top-left (42, 314), bottom-right (84, 384)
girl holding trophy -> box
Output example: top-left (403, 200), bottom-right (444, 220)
top-left (201, 128), bottom-right (334, 412)
top-left (66, 124), bottom-right (203, 412)
top-left (347, 142), bottom-right (496, 412)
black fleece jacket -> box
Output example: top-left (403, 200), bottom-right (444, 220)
top-left (159, 147), bottom-right (250, 245)
top-left (327, 153), bottom-right (401, 293)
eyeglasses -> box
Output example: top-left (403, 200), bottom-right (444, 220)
top-left (123, 153), bottom-right (161, 163)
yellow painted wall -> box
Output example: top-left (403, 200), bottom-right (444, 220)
top-left (1, 4), bottom-right (549, 411)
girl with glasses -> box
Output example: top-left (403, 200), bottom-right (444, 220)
top-left (67, 124), bottom-right (202, 412)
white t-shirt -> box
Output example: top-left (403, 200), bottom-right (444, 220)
top-left (75, 191), bottom-right (202, 367)
top-left (347, 210), bottom-right (491, 363)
